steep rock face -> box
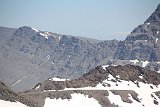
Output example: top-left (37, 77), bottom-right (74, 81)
top-left (115, 4), bottom-right (160, 61)
top-left (0, 26), bottom-right (118, 92)
top-left (126, 4), bottom-right (160, 42)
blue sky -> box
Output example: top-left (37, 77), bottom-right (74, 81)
top-left (0, 0), bottom-right (159, 40)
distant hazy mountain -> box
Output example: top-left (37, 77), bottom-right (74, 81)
top-left (0, 4), bottom-right (160, 93)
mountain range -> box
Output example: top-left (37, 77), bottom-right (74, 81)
top-left (0, 3), bottom-right (160, 107)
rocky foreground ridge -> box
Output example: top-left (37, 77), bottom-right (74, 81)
top-left (0, 64), bottom-right (159, 107)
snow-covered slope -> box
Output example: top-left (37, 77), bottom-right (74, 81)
top-left (44, 93), bottom-right (101, 107)
top-left (20, 64), bottom-right (160, 107)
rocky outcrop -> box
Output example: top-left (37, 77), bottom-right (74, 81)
top-left (0, 81), bottom-right (38, 107)
top-left (31, 65), bottom-right (160, 91)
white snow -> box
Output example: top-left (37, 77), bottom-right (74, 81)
top-left (0, 100), bottom-right (27, 107)
top-left (31, 27), bottom-right (39, 32)
top-left (51, 62), bottom-right (54, 64)
top-left (142, 60), bottom-right (149, 67)
top-left (44, 93), bottom-right (101, 107)
top-left (43, 74), bottom-right (160, 107)
top-left (147, 23), bottom-right (150, 25)
top-left (108, 92), bottom-right (143, 107)
top-left (130, 59), bottom-right (149, 67)
top-left (69, 55), bottom-right (71, 58)
top-left (39, 33), bottom-right (49, 39)
top-left (139, 76), bottom-right (143, 79)
top-left (35, 85), bottom-right (40, 89)
top-left (49, 77), bottom-right (69, 81)
top-left (130, 59), bottom-right (139, 65)
top-left (156, 38), bottom-right (158, 43)
top-left (157, 31), bottom-right (159, 35)
top-left (102, 65), bottom-right (109, 70)
top-left (58, 36), bottom-right (61, 40)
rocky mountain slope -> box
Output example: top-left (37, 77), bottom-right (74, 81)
top-left (3, 64), bottom-right (158, 107)
top-left (0, 4), bottom-right (160, 92)
top-left (115, 4), bottom-right (160, 61)
top-left (0, 81), bottom-right (38, 107)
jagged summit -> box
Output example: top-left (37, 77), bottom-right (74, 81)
top-left (126, 4), bottom-right (160, 42)
top-left (145, 4), bottom-right (160, 23)
top-left (114, 4), bottom-right (160, 61)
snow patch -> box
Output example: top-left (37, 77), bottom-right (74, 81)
top-left (157, 31), bottom-right (159, 35)
top-left (130, 59), bottom-right (149, 67)
top-left (139, 76), bottom-right (143, 79)
top-left (44, 74), bottom-right (160, 107)
top-left (108, 92), bottom-right (142, 107)
top-left (0, 100), bottom-right (28, 107)
top-left (59, 36), bottom-right (61, 40)
top-left (49, 77), bottom-right (69, 81)
top-left (31, 27), bottom-right (39, 32)
top-left (44, 93), bottom-right (101, 107)
top-left (130, 59), bottom-right (139, 64)
top-left (156, 38), bottom-right (158, 43)
top-left (102, 65), bottom-right (109, 70)
top-left (147, 23), bottom-right (150, 25)
top-left (35, 85), bottom-right (40, 89)
top-left (39, 33), bottom-right (48, 39)
top-left (142, 60), bottom-right (149, 67)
